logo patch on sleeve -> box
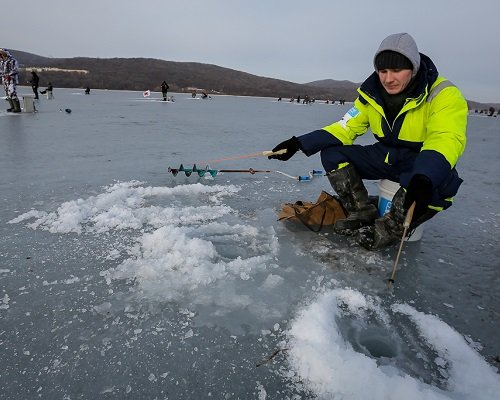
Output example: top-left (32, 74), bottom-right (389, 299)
top-left (346, 107), bottom-right (360, 118)
top-left (338, 107), bottom-right (360, 128)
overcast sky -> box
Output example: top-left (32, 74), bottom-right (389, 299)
top-left (4, 0), bottom-right (500, 102)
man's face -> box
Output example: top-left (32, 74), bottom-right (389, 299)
top-left (378, 69), bottom-right (413, 94)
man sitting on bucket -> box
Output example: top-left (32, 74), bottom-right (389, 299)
top-left (269, 33), bottom-right (467, 250)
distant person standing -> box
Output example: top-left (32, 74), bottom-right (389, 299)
top-left (0, 48), bottom-right (21, 112)
top-left (85, 86), bottom-right (90, 95)
top-left (29, 71), bottom-right (40, 99)
top-left (161, 81), bottom-right (169, 101)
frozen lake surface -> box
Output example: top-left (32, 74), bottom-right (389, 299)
top-left (1, 88), bottom-right (499, 399)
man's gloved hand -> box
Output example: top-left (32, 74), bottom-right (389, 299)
top-left (5, 75), bottom-right (11, 83)
top-left (267, 136), bottom-right (301, 161)
top-left (404, 174), bottom-right (433, 214)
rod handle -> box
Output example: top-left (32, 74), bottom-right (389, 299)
top-left (262, 149), bottom-right (287, 156)
top-left (404, 202), bottom-right (416, 228)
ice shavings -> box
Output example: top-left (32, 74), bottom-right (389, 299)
top-left (8, 181), bottom-right (239, 234)
top-left (1, 293), bottom-right (10, 310)
top-left (393, 303), bottom-right (500, 399)
top-left (101, 222), bottom-right (278, 303)
top-left (256, 381), bottom-right (267, 400)
top-left (261, 274), bottom-right (285, 290)
top-left (286, 288), bottom-right (500, 400)
top-left (102, 225), bottom-right (223, 296)
top-left (10, 181), bottom-right (280, 311)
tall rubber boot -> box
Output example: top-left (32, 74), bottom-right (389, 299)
top-left (357, 187), bottom-right (437, 250)
top-left (12, 98), bottom-right (21, 113)
top-left (327, 164), bottom-right (379, 234)
top-left (6, 98), bottom-right (14, 112)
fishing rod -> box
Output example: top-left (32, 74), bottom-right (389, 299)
top-left (168, 149), bottom-right (324, 181)
top-left (387, 202), bottom-right (416, 289)
top-left (167, 164), bottom-right (324, 181)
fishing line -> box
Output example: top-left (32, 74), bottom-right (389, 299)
top-left (195, 149), bottom-right (286, 165)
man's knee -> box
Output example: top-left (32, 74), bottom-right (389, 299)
top-left (320, 147), bottom-right (352, 172)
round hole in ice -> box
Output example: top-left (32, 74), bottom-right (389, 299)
top-left (358, 329), bottom-right (398, 359)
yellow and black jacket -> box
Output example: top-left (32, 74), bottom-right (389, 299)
top-left (298, 54), bottom-right (468, 199)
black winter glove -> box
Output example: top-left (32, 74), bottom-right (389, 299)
top-left (267, 136), bottom-right (301, 161)
top-left (404, 174), bottom-right (433, 215)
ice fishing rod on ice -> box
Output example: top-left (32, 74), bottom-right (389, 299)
top-left (168, 149), bottom-right (324, 181)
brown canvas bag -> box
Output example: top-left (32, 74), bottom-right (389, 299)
top-left (278, 191), bottom-right (347, 232)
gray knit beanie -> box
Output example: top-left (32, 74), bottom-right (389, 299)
top-left (373, 33), bottom-right (420, 77)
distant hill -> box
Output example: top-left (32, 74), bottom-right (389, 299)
top-left (11, 50), bottom-right (356, 101)
top-left (466, 100), bottom-right (500, 113)
top-left (10, 50), bottom-right (499, 110)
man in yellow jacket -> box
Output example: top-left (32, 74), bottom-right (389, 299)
top-left (269, 33), bottom-right (468, 249)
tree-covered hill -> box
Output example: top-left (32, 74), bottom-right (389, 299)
top-left (12, 50), bottom-right (357, 101)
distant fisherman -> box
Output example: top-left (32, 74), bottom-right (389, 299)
top-left (0, 48), bottom-right (21, 113)
top-left (40, 82), bottom-right (54, 99)
top-left (161, 80), bottom-right (169, 101)
top-left (29, 71), bottom-right (40, 100)
top-left (269, 33), bottom-right (468, 249)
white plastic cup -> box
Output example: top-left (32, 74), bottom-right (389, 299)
top-left (377, 179), bottom-right (424, 242)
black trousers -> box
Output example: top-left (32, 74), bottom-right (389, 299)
top-left (320, 142), bottom-right (462, 211)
